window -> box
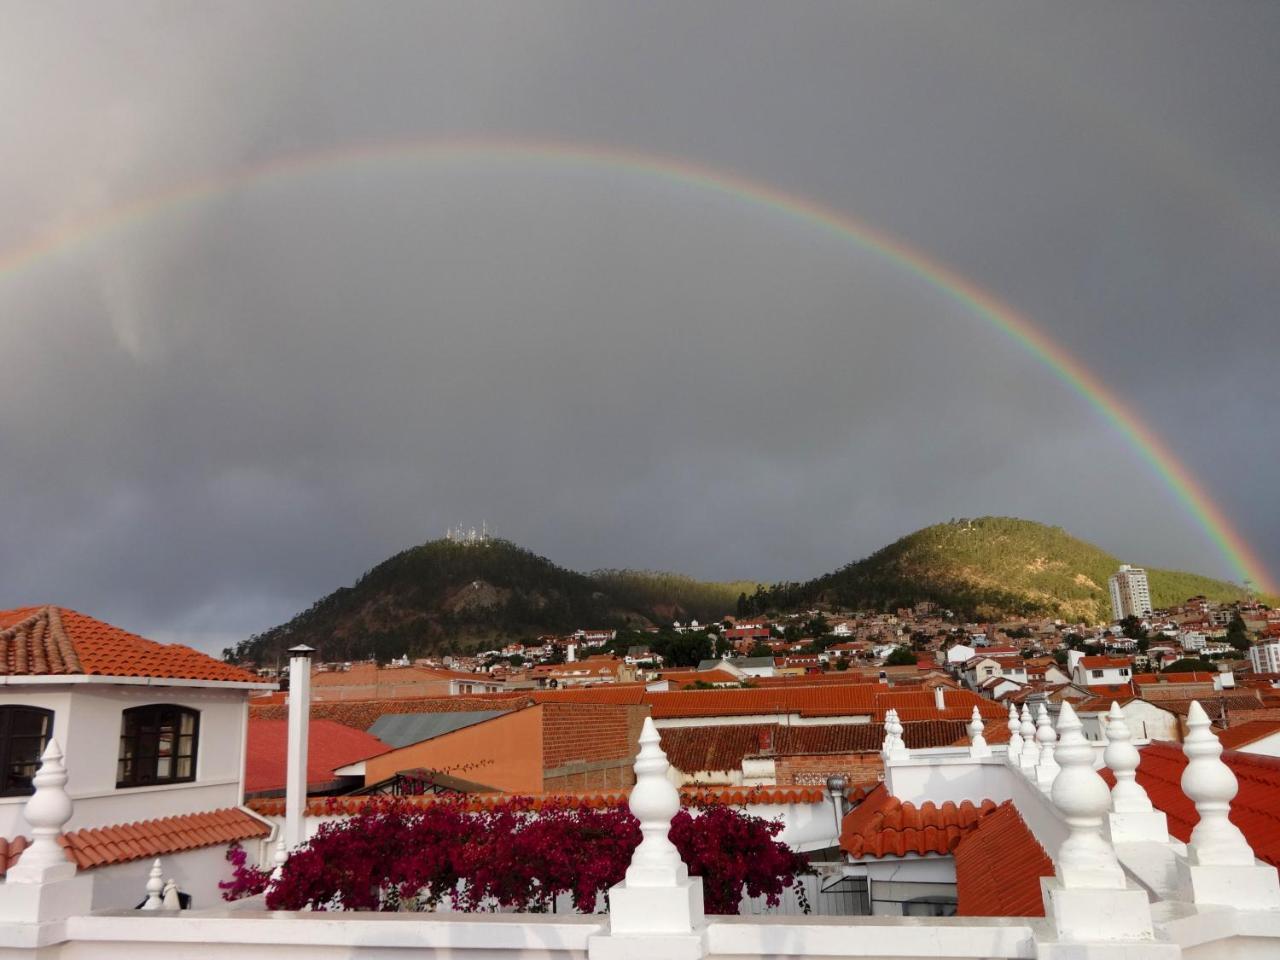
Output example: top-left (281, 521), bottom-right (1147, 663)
top-left (0, 707), bottom-right (53, 797)
top-left (117, 705), bottom-right (198, 788)
top-left (1091, 670), bottom-right (1104, 678)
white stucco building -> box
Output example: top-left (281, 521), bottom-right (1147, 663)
top-left (0, 606), bottom-right (275, 908)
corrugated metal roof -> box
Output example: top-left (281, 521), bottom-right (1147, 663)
top-left (367, 710), bottom-right (508, 748)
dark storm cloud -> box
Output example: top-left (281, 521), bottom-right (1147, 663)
top-left (2, 1), bottom-right (1278, 649)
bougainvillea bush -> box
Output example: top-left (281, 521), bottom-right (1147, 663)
top-left (241, 795), bottom-right (810, 915)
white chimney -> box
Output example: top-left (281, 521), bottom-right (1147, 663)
top-left (285, 644), bottom-right (315, 850)
top-left (934, 685), bottom-right (946, 711)
top-left (566, 642), bottom-right (577, 663)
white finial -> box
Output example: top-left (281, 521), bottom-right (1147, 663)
top-left (161, 878), bottom-right (181, 909)
top-left (1019, 705), bottom-right (1038, 774)
top-left (1104, 702), bottom-right (1151, 813)
top-left (143, 858), bottom-right (164, 909)
top-left (1035, 705), bottom-right (1060, 791)
top-left (624, 717), bottom-right (687, 886)
top-left (1007, 703), bottom-right (1024, 764)
top-left (968, 706), bottom-right (989, 757)
top-left (6, 739), bottom-right (75, 883)
top-left (1181, 701), bottom-right (1255, 866)
top-left (270, 835), bottom-right (289, 883)
top-left (1051, 701), bottom-right (1125, 888)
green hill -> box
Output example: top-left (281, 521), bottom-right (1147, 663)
top-left (226, 518), bottom-right (1256, 665)
top-left (223, 539), bottom-right (754, 665)
top-left (800, 517), bottom-right (1250, 622)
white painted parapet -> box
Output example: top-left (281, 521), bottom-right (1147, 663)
top-left (1176, 700), bottom-right (1280, 909)
top-left (1103, 702), bottom-right (1169, 843)
top-left (588, 716), bottom-right (705, 960)
top-left (968, 706), bottom-right (990, 759)
top-left (1034, 705), bottom-right (1059, 793)
top-left (0, 740), bottom-right (94, 923)
top-left (1041, 702), bottom-right (1155, 942)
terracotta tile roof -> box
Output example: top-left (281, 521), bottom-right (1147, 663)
top-left (1101, 742), bottom-right (1280, 867)
top-left (0, 606), bottom-right (262, 684)
top-left (840, 785), bottom-right (996, 859)
top-left (953, 800), bottom-right (1053, 917)
top-left (658, 719), bottom-right (999, 774)
top-left (657, 669), bottom-right (741, 687)
top-left (247, 784), bottom-right (829, 817)
top-left (1078, 656), bottom-right (1133, 670)
top-left (0, 808), bottom-right (268, 877)
top-left (872, 690), bottom-right (1007, 722)
top-left (1216, 720), bottom-right (1280, 751)
top-left (531, 685), bottom-right (649, 705)
top-left (644, 684), bottom-right (884, 719)
top-left (245, 719), bottom-right (390, 794)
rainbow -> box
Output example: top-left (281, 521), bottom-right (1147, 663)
top-left (0, 136), bottom-right (1271, 594)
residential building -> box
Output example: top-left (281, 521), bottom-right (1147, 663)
top-left (1109, 564), bottom-right (1152, 620)
top-left (0, 605), bottom-right (276, 908)
top-left (1250, 640), bottom-right (1280, 675)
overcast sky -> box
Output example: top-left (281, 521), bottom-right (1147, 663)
top-left (2, 2), bottom-right (1278, 651)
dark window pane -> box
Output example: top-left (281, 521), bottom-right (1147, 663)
top-left (117, 706), bottom-right (198, 788)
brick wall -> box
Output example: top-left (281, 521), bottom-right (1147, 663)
top-left (774, 752), bottom-right (883, 787)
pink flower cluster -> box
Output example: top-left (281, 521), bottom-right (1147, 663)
top-left (245, 795), bottom-right (810, 915)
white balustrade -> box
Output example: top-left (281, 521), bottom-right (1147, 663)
top-left (1006, 703), bottom-right (1023, 765)
top-left (1182, 700), bottom-right (1254, 865)
top-left (142, 859), bottom-right (164, 910)
top-left (968, 706), bottom-right (990, 758)
top-left (1050, 702), bottom-right (1125, 889)
top-left (1101, 702), bottom-right (1168, 843)
top-left (1041, 701), bottom-right (1153, 941)
top-left (6, 740), bottom-right (75, 884)
top-left (589, 717), bottom-right (705, 958)
top-left (1034, 705), bottom-right (1059, 792)
top-left (1175, 700), bottom-right (1280, 908)
top-left (1018, 705), bottom-right (1038, 775)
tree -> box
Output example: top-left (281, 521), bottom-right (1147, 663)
top-left (736, 593), bottom-right (749, 618)
top-left (1120, 615), bottom-right (1148, 641)
top-left (1226, 612), bottom-right (1251, 652)
top-left (1162, 657), bottom-right (1215, 673)
top-left (885, 646), bottom-right (918, 666)
top-left (748, 641), bottom-right (774, 658)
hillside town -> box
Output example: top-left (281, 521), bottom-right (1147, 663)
top-left (4, 562), bottom-right (1280, 959)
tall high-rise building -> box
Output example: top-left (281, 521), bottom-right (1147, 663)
top-left (1109, 564), bottom-right (1152, 621)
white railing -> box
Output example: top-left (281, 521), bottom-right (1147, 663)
top-left (2, 709), bottom-right (1280, 959)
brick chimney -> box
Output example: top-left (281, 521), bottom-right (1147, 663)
top-left (758, 728), bottom-right (774, 754)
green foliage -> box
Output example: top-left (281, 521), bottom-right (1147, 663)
top-left (795, 517), bottom-right (1248, 623)
top-left (1162, 658), bottom-right (1216, 673)
top-left (590, 570), bottom-right (758, 625)
top-left (1226, 612), bottom-right (1251, 651)
top-left (885, 646), bottom-right (918, 666)
top-left (1120, 615), bottom-right (1148, 641)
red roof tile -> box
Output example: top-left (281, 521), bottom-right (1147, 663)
top-left (1102, 742), bottom-right (1280, 867)
top-left (0, 808), bottom-right (268, 877)
top-left (953, 800), bottom-right (1053, 916)
top-left (659, 719), bottom-right (1002, 774)
top-left (245, 719), bottom-right (390, 794)
top-left (0, 607), bottom-right (263, 684)
top-left (840, 784), bottom-right (996, 858)
top-left (1216, 721), bottom-right (1280, 751)
top-left (644, 683), bottom-right (886, 719)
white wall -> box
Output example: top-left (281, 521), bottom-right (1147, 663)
top-left (0, 684), bottom-right (249, 838)
top-left (84, 844), bottom-right (235, 911)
